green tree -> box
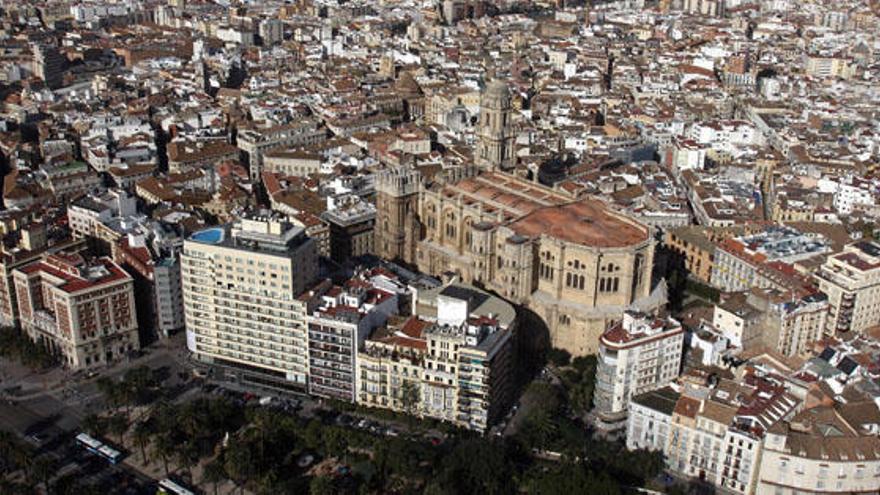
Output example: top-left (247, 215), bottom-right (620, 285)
top-left (309, 475), bottom-right (336, 495)
top-left (82, 413), bottom-right (107, 438)
top-left (547, 348), bottom-right (571, 367)
top-left (28, 456), bottom-right (55, 492)
top-left (323, 426), bottom-right (348, 458)
top-left (432, 439), bottom-right (516, 495)
top-left (174, 441), bottom-right (199, 480)
top-left (202, 458), bottom-right (227, 495)
top-left (224, 439), bottom-right (256, 495)
top-left (96, 377), bottom-right (121, 408)
top-left (107, 412), bottom-right (129, 445)
top-left (152, 432), bottom-right (176, 475)
top-left (303, 420), bottom-right (323, 452)
top-left (132, 421), bottom-right (152, 464)
top-left (523, 408), bottom-right (557, 450)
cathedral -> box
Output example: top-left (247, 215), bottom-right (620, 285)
top-left (375, 165), bottom-right (661, 356)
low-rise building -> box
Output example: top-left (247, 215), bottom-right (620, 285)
top-left (712, 226), bottom-right (828, 293)
top-left (237, 120), bottom-right (326, 182)
top-left (627, 386), bottom-right (681, 453)
top-left (662, 371), bottom-right (800, 495)
top-left (757, 399), bottom-right (880, 494)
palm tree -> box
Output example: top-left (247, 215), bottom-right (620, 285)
top-left (224, 441), bottom-right (254, 495)
top-left (108, 412), bottom-right (129, 445)
top-left (82, 413), bottom-right (107, 438)
top-left (174, 441), bottom-right (198, 480)
top-left (202, 458), bottom-right (226, 495)
top-left (248, 410), bottom-right (275, 466)
top-left (0, 431), bottom-right (18, 467)
top-left (309, 475), bottom-right (335, 495)
top-left (29, 456), bottom-right (54, 492)
top-left (132, 421), bottom-right (152, 464)
top-left (528, 409), bottom-right (557, 450)
top-left (152, 432), bottom-right (176, 475)
top-left (177, 403), bottom-right (201, 442)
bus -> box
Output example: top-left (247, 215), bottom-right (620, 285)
top-left (75, 432), bottom-right (123, 464)
top-left (157, 478), bottom-right (197, 495)
top-left (75, 432), bottom-right (102, 453)
top-left (97, 444), bottom-right (123, 464)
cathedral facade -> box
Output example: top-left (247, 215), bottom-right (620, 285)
top-left (411, 171), bottom-right (658, 356)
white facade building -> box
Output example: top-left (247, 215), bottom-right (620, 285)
top-left (594, 311), bottom-right (684, 430)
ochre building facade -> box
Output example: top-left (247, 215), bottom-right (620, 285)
top-left (387, 169), bottom-right (657, 355)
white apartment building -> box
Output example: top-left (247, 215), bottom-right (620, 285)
top-left (832, 177), bottom-right (875, 216)
top-left (814, 241), bottom-right (880, 335)
top-left (67, 189), bottom-right (137, 239)
top-left (182, 215), bottom-right (318, 392)
top-left (357, 282), bottom-right (517, 432)
top-left (627, 386), bottom-right (680, 453)
top-left (689, 120), bottom-right (760, 155)
top-left (757, 402), bottom-right (880, 495)
top-left (594, 311), bottom-right (684, 431)
top-left (670, 138), bottom-right (707, 172)
top-left (659, 373), bottom-right (799, 495)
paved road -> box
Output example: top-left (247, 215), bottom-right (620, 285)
top-left (0, 336), bottom-right (192, 494)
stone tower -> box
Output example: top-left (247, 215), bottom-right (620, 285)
top-left (375, 166), bottom-right (423, 265)
top-left (475, 76), bottom-right (515, 171)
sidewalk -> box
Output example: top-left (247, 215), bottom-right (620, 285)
top-left (117, 423), bottom-right (252, 495)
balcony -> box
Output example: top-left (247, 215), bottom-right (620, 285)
top-left (32, 310), bottom-right (58, 334)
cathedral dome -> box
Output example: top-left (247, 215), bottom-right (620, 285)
top-left (395, 72), bottom-right (423, 96)
top-left (484, 78), bottom-right (510, 98)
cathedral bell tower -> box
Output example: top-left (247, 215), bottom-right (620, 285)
top-left (475, 74), bottom-right (515, 171)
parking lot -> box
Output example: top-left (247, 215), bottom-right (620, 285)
top-left (199, 380), bottom-right (445, 446)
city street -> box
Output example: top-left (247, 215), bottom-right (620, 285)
top-left (0, 334), bottom-right (192, 494)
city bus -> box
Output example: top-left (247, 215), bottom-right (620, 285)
top-left (75, 432), bottom-right (123, 464)
top-left (157, 478), bottom-right (197, 495)
top-left (75, 432), bottom-right (103, 454)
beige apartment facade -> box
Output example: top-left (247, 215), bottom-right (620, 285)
top-left (13, 254), bottom-right (138, 369)
top-left (814, 241), bottom-right (880, 335)
top-left (182, 217), bottom-right (318, 391)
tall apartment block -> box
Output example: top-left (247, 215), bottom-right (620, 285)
top-left (32, 43), bottom-right (66, 89)
top-left (815, 241), bottom-right (880, 336)
top-left (182, 215), bottom-right (318, 391)
top-left (12, 252), bottom-right (139, 368)
top-left (594, 311), bottom-right (684, 431)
